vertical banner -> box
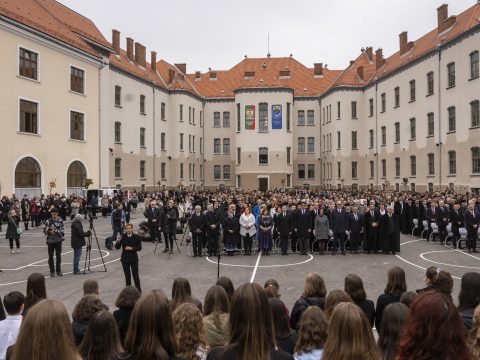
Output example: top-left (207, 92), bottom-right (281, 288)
top-left (245, 105), bottom-right (255, 130)
top-left (272, 104), bottom-right (282, 129)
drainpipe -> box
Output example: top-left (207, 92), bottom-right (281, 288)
top-left (438, 47), bottom-right (443, 191)
top-left (152, 85), bottom-right (156, 192)
top-left (375, 81), bottom-right (379, 190)
top-left (319, 97), bottom-right (323, 189)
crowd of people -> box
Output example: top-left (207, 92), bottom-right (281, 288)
top-left (0, 266), bottom-right (479, 359)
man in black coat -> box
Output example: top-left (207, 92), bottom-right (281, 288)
top-left (347, 206), bottom-right (364, 254)
top-left (365, 203), bottom-right (380, 254)
top-left (331, 201), bottom-right (347, 255)
top-left (464, 203), bottom-right (480, 253)
top-left (419, 199), bottom-right (429, 238)
top-left (164, 200), bottom-right (179, 254)
top-left (427, 201), bottom-right (437, 241)
top-left (188, 205), bottom-right (205, 257)
top-left (275, 204), bottom-right (292, 255)
top-left (379, 206), bottom-right (399, 254)
top-left (205, 203), bottom-right (220, 256)
top-left (144, 199), bottom-right (163, 245)
top-left (450, 203), bottom-right (464, 249)
top-left (295, 202), bottom-right (312, 255)
top-left (435, 200), bottom-right (449, 244)
top-left (71, 214), bottom-right (91, 274)
top-left (115, 224), bottom-right (142, 292)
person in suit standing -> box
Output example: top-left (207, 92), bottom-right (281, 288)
top-left (380, 207), bottom-right (399, 254)
top-left (295, 202), bottom-right (312, 256)
top-left (275, 204), bottom-right (291, 256)
top-left (365, 203), bottom-right (380, 254)
top-left (164, 199), bottom-right (179, 254)
top-left (115, 223), bottom-right (142, 292)
top-left (188, 205), bottom-right (205, 257)
top-left (205, 204), bottom-right (220, 257)
top-left (347, 206), bottom-right (364, 254)
top-left (144, 199), bottom-right (163, 245)
top-left (223, 210), bottom-right (240, 256)
top-left (427, 201), bottom-right (437, 241)
top-left (435, 200), bottom-right (449, 244)
top-left (464, 202), bottom-right (480, 253)
top-left (450, 203), bottom-right (464, 249)
top-left (331, 201), bottom-right (347, 255)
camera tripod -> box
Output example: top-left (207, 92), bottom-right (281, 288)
top-left (83, 217), bottom-right (107, 274)
top-left (153, 229), bottom-right (180, 259)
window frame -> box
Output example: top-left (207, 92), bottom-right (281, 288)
top-left (448, 150), bottom-right (456, 175)
top-left (259, 147), bottom-right (269, 164)
top-left (470, 51), bottom-right (479, 80)
top-left (114, 85), bottom-right (122, 107)
top-left (18, 46), bottom-right (39, 81)
top-left (427, 71), bottom-right (434, 96)
top-left (19, 97), bottom-right (39, 135)
top-left (259, 103), bottom-right (268, 132)
top-left (70, 65), bottom-right (85, 94)
top-left (69, 109), bottom-right (85, 141)
top-left (447, 62), bottom-right (456, 88)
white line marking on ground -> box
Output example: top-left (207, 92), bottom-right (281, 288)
top-left (204, 254), bottom-right (314, 268)
top-left (401, 239), bottom-right (424, 246)
top-left (420, 250), bottom-right (480, 270)
top-left (454, 249), bottom-right (480, 262)
top-left (250, 252), bottom-right (262, 283)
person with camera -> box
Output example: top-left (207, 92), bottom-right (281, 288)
top-left (71, 214), bottom-right (91, 274)
top-left (144, 199), bottom-right (163, 245)
top-left (108, 203), bottom-right (125, 250)
top-left (164, 199), bottom-right (179, 254)
top-left (115, 223), bottom-right (142, 292)
top-left (44, 208), bottom-right (64, 277)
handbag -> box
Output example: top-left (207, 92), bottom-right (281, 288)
top-left (9, 216), bottom-right (23, 235)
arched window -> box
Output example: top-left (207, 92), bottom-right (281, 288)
top-left (67, 161), bottom-right (86, 187)
top-left (15, 157), bottom-right (41, 188)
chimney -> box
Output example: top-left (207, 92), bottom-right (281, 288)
top-left (150, 51), bottom-right (157, 72)
top-left (126, 37), bottom-right (134, 60)
top-left (349, 60), bottom-right (355, 67)
top-left (375, 48), bottom-right (385, 70)
top-left (112, 29), bottom-right (120, 53)
top-left (313, 63), bottom-right (323, 77)
top-left (168, 69), bottom-right (175, 83)
top-left (399, 31), bottom-right (413, 55)
top-left (365, 47), bottom-right (373, 62)
top-left (437, 4), bottom-right (456, 33)
top-left (209, 71), bottom-right (217, 80)
top-left (357, 65), bottom-right (364, 81)
top-left (134, 43), bottom-right (146, 67)
top-left (175, 63), bottom-right (187, 74)
top-left (195, 71), bottom-right (201, 80)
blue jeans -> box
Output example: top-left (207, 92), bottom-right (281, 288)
top-left (73, 247), bottom-right (82, 273)
top-left (111, 227), bottom-right (124, 248)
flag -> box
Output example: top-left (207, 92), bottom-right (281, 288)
top-left (245, 105), bottom-right (255, 130)
top-left (272, 104), bottom-right (282, 129)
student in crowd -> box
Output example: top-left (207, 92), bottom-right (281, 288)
top-left (399, 292), bottom-right (417, 308)
top-left (206, 283), bottom-right (293, 360)
top-left (113, 286), bottom-right (141, 346)
top-left (6, 209), bottom-right (21, 255)
top-left (293, 306), bottom-right (328, 360)
top-left (459, 272), bottom-right (480, 330)
top-left (375, 266), bottom-right (407, 330)
top-left (23, 272), bottom-right (46, 317)
top-left (8, 299), bottom-right (82, 360)
top-left (344, 274), bottom-right (376, 327)
top-left (322, 302), bottom-right (381, 360)
top-left (78, 310), bottom-right (122, 360)
top-left (324, 290), bottom-right (353, 319)
top-left (113, 290), bottom-right (180, 360)
top-left (173, 303), bottom-right (209, 360)
top-left (0, 292), bottom-right (24, 360)
top-left (264, 279), bottom-right (290, 322)
top-left (203, 285), bottom-right (230, 348)
top-left (396, 291), bottom-right (472, 360)
top-left (468, 304), bottom-right (480, 359)
top-left (171, 277), bottom-right (202, 312)
top-left (291, 272), bottom-right (327, 331)
top-left (0, 298), bottom-right (5, 321)
top-left (416, 266), bottom-right (439, 294)
top-left (270, 298), bottom-right (297, 355)
top-left (377, 303), bottom-right (409, 360)
top-left (215, 277), bottom-right (234, 303)
top-left (83, 279), bottom-right (109, 310)
top-left (71, 294), bottom-right (104, 346)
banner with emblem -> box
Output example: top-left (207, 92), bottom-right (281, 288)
top-left (245, 105), bottom-right (255, 130)
top-left (272, 104), bottom-right (282, 129)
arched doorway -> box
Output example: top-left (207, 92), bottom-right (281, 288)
top-left (67, 161), bottom-right (86, 196)
top-left (15, 157), bottom-right (42, 197)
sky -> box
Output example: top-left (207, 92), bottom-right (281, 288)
top-left (59, 0), bottom-right (474, 72)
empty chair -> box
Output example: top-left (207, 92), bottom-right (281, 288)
top-left (429, 223), bottom-right (439, 242)
top-left (411, 219), bottom-right (419, 237)
top-left (421, 220), bottom-right (429, 239)
top-left (445, 223), bottom-right (453, 247)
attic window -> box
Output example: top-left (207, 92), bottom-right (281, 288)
top-left (279, 70), bottom-right (290, 79)
top-left (209, 71), bottom-right (217, 80)
top-left (244, 71), bottom-right (255, 79)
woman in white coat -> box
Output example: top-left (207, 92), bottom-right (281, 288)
top-left (240, 207), bottom-right (256, 256)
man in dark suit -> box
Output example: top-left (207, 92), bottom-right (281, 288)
top-left (205, 203), bottom-right (220, 256)
top-left (427, 201), bottom-right (437, 241)
top-left (365, 203), bottom-right (380, 254)
top-left (346, 206), bottom-right (364, 254)
top-left (379, 206), bottom-right (399, 254)
top-left (275, 204), bottom-right (292, 255)
top-left (295, 202), bottom-right (312, 255)
top-left (435, 200), bottom-right (449, 244)
top-left (144, 199), bottom-right (163, 245)
top-left (450, 203), bottom-right (464, 249)
top-left (464, 203), bottom-right (480, 253)
top-left (331, 201), bottom-right (347, 255)
top-left (419, 199), bottom-right (429, 239)
top-left (188, 205), bottom-right (205, 257)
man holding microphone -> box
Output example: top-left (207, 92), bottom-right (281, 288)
top-left (116, 223), bottom-right (142, 292)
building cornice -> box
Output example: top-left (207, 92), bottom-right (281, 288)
top-left (109, 64), bottom-right (170, 95)
top-left (234, 87), bottom-right (294, 95)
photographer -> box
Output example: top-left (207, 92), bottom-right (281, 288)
top-left (71, 214), bottom-right (91, 274)
top-left (43, 208), bottom-right (64, 277)
top-left (164, 199), bottom-right (179, 254)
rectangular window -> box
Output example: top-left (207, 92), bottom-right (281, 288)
top-left (410, 156), bottom-right (416, 176)
top-left (213, 165), bottom-right (221, 180)
top-left (307, 137), bottom-right (315, 153)
top-left (114, 85), bottom-right (121, 106)
top-left (382, 159), bottom-right (387, 178)
top-left (188, 135), bottom-right (192, 152)
top-left (370, 161), bottom-right (374, 178)
top-left (200, 110), bottom-right (203, 127)
top-left (259, 147), bottom-right (268, 164)
top-left (19, 48), bottom-right (38, 80)
top-left (259, 103), bottom-right (268, 131)
top-left (471, 100), bottom-right (480, 128)
top-left (70, 66), bottom-right (84, 94)
top-left (447, 62), bottom-right (456, 88)
top-left (213, 112), bottom-right (220, 127)
top-left (351, 131), bottom-right (357, 150)
top-left (114, 122), bottom-right (121, 143)
top-left (179, 104), bottom-right (183, 121)
top-left (223, 138), bottom-right (230, 154)
top-left (410, 118), bottom-right (416, 140)
top-left (287, 147), bottom-right (291, 164)
top-left (428, 153), bottom-right (435, 175)
top-left (161, 102), bottom-right (166, 120)
top-left (223, 111), bottom-right (230, 127)
top-left (297, 110), bottom-right (305, 126)
top-left (471, 51), bottom-right (479, 79)
top-left (473, 148), bottom-right (480, 174)
top-left (70, 111), bottom-right (84, 140)
top-left (427, 72), bottom-right (434, 95)
top-left (223, 165), bottom-right (230, 180)
top-left (351, 161), bottom-right (358, 179)
top-left (428, 112), bottom-right (435, 136)
top-left (286, 102), bottom-right (291, 131)
top-left (180, 163), bottom-right (184, 179)
top-left (161, 133), bottom-right (166, 150)
top-left (200, 164), bottom-right (203, 180)
top-left (140, 127), bottom-right (145, 147)
top-left (298, 137), bottom-right (305, 153)
top-left (298, 164), bottom-right (305, 179)
top-left (394, 87), bottom-right (400, 107)
top-left (140, 160), bottom-right (145, 178)
top-left (337, 101), bottom-right (341, 119)
top-left (395, 157), bottom-right (400, 177)
top-left (381, 126), bottom-right (386, 146)
top-left (307, 164), bottom-right (315, 179)
top-left (237, 147), bottom-right (241, 165)
top-left (192, 108), bottom-right (195, 125)
top-left (381, 93), bottom-right (386, 112)
top-left (213, 138), bottom-right (220, 154)
top-left (395, 122), bottom-right (400, 143)
top-left (114, 158), bottom-right (121, 178)
top-left (337, 131), bottom-right (341, 149)
top-left (307, 110), bottom-right (314, 125)
top-left (337, 162), bottom-right (341, 179)
top-left (449, 151), bottom-right (456, 175)
top-left (161, 162), bottom-right (166, 179)
top-left (200, 137), bottom-right (203, 154)
top-left (179, 133), bottom-right (184, 151)
top-left (447, 107), bottom-right (455, 132)
top-left (369, 98), bottom-right (374, 116)
top-left (192, 136), bottom-right (195, 153)
top-left (140, 95), bottom-right (146, 114)
top-left (409, 80), bottom-right (416, 102)
top-left (19, 99), bottom-right (38, 134)
top-left (351, 101), bottom-right (357, 118)
top-left (188, 106), bottom-right (192, 124)
top-left (237, 103), bottom-right (241, 132)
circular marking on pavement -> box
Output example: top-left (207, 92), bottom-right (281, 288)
top-left (419, 250), bottom-right (480, 270)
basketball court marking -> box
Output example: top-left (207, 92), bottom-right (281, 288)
top-left (420, 250), bottom-right (480, 270)
top-left (250, 252), bottom-right (262, 283)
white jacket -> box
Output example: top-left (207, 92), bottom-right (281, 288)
top-left (239, 213), bottom-right (256, 237)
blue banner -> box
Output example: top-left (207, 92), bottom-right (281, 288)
top-left (272, 104), bottom-right (282, 129)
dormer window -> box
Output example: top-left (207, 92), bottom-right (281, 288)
top-left (279, 70), bottom-right (290, 79)
top-left (244, 71), bottom-right (255, 79)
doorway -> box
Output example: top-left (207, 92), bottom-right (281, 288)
top-left (258, 177), bottom-right (268, 191)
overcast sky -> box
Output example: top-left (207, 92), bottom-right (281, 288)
top-left (59, 0), bottom-right (474, 72)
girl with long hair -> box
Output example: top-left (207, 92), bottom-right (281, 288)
top-left (376, 266), bottom-right (407, 330)
top-left (459, 272), bottom-right (480, 330)
top-left (79, 310), bottom-right (123, 360)
top-left (72, 294), bottom-right (105, 346)
top-left (270, 298), bottom-right (297, 355)
top-left (171, 277), bottom-right (202, 312)
top-left (468, 304), bottom-right (480, 359)
top-left (173, 303), bottom-right (209, 360)
top-left (215, 276), bottom-right (234, 303)
top-left (23, 272), bottom-right (46, 316)
top-left (377, 303), bottom-right (408, 360)
top-left (114, 286), bottom-right (141, 345)
top-left (322, 302), bottom-right (381, 360)
top-left (294, 306), bottom-right (328, 360)
top-left (203, 285), bottom-right (230, 348)
top-left (324, 289), bottom-right (353, 319)
top-left (344, 274), bottom-right (376, 327)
